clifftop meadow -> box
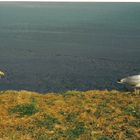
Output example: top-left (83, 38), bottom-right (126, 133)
top-left (0, 90), bottom-right (139, 140)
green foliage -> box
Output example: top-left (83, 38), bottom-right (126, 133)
top-left (60, 111), bottom-right (79, 123)
top-left (67, 122), bottom-right (86, 139)
top-left (94, 101), bottom-right (109, 118)
top-left (129, 119), bottom-right (140, 128)
top-left (35, 133), bottom-right (47, 140)
top-left (94, 110), bottom-right (101, 118)
top-left (30, 97), bottom-right (37, 104)
top-left (99, 100), bottom-right (108, 108)
top-left (65, 112), bottom-right (79, 123)
top-left (36, 114), bottom-right (60, 130)
top-left (97, 136), bottom-right (113, 140)
top-left (123, 106), bottom-right (140, 119)
top-left (16, 125), bottom-right (34, 134)
top-left (16, 125), bottom-right (25, 131)
top-left (45, 100), bottom-right (55, 106)
top-left (9, 103), bottom-right (38, 116)
top-left (125, 129), bottom-right (134, 138)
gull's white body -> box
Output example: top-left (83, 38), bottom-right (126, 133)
top-left (118, 74), bottom-right (140, 94)
top-left (0, 71), bottom-right (5, 78)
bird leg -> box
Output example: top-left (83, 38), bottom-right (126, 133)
top-left (137, 88), bottom-right (140, 94)
top-left (134, 88), bottom-right (137, 94)
top-left (134, 88), bottom-right (140, 94)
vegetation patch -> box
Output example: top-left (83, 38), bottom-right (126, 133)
top-left (123, 106), bottom-right (140, 119)
top-left (129, 119), bottom-right (140, 128)
top-left (97, 135), bottom-right (113, 140)
top-left (9, 103), bottom-right (38, 116)
top-left (66, 122), bottom-right (86, 139)
top-left (0, 90), bottom-right (139, 140)
top-left (35, 114), bottom-right (60, 130)
top-left (35, 133), bottom-right (47, 140)
top-left (125, 129), bottom-right (135, 138)
top-left (61, 112), bottom-right (80, 123)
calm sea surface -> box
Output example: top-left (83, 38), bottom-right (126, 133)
top-left (0, 2), bottom-right (140, 92)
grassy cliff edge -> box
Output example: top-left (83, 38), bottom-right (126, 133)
top-left (0, 90), bottom-right (139, 140)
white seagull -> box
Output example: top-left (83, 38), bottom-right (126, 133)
top-left (0, 71), bottom-right (5, 78)
top-left (117, 74), bottom-right (140, 94)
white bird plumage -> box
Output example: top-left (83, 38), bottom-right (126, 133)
top-left (117, 74), bottom-right (140, 94)
top-left (0, 71), bottom-right (5, 78)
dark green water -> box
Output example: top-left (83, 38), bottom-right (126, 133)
top-left (0, 2), bottom-right (140, 92)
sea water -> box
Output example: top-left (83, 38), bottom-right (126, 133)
top-left (0, 2), bottom-right (140, 92)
